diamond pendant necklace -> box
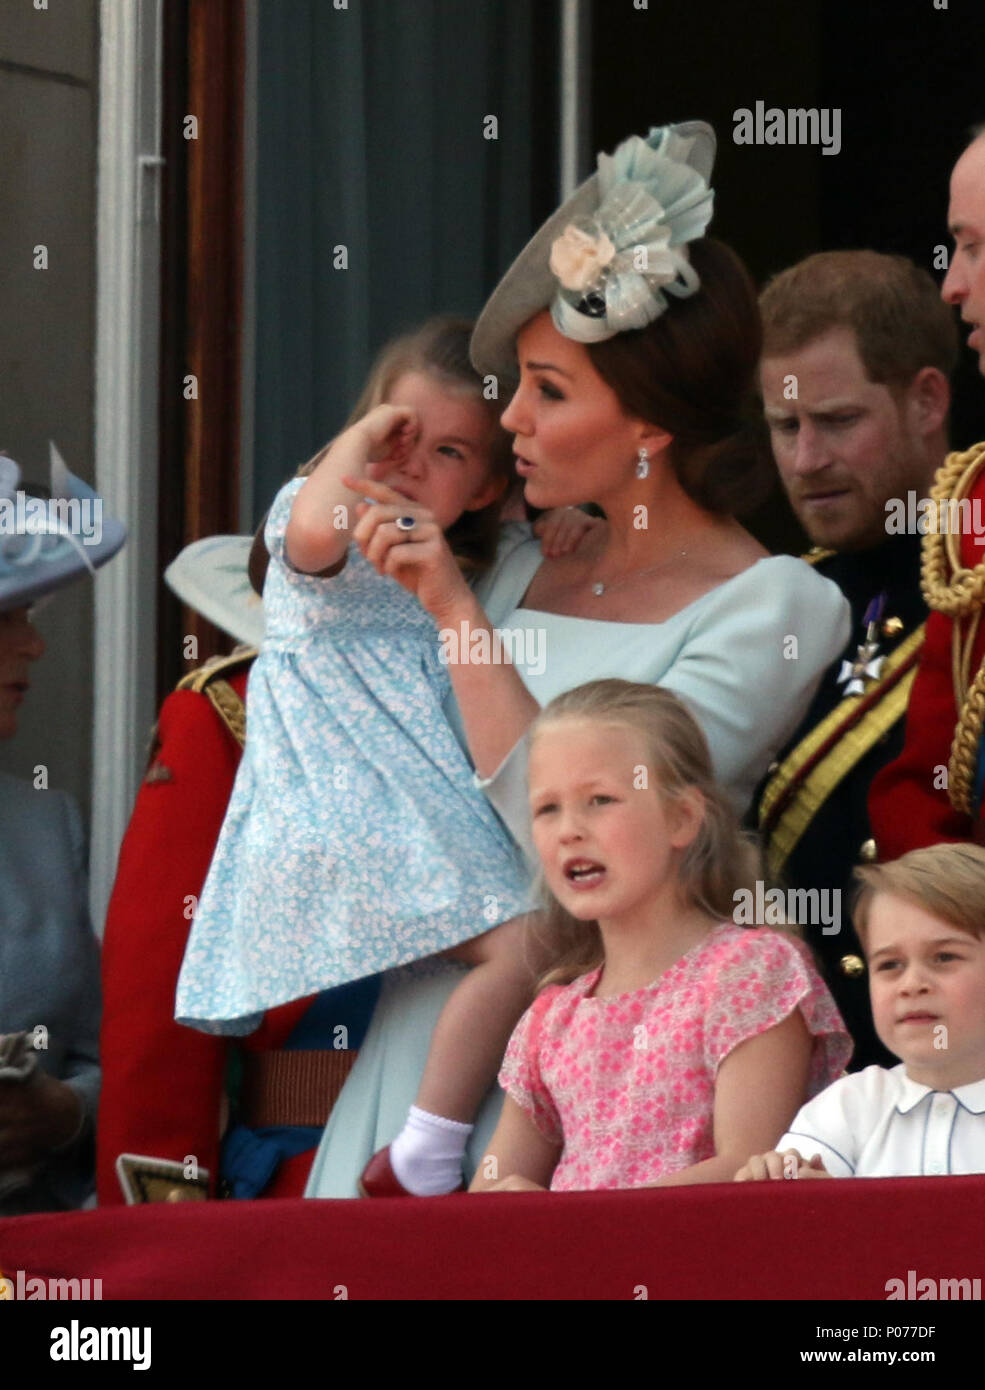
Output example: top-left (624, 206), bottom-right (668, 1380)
top-left (591, 549), bottom-right (688, 597)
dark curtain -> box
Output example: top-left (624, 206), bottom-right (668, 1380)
top-left (252, 0), bottom-right (555, 520)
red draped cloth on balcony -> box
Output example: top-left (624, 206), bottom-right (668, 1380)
top-left (2, 1177), bottom-right (983, 1300)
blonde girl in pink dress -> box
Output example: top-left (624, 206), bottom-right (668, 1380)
top-left (471, 679), bottom-right (853, 1194)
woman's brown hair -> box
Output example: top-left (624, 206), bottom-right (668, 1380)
top-left (586, 238), bottom-right (772, 516)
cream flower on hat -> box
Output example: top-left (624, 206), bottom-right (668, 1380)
top-left (549, 222), bottom-right (616, 294)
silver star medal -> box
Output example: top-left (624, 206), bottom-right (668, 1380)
top-left (837, 642), bottom-right (885, 697)
top-left (837, 594), bottom-right (887, 698)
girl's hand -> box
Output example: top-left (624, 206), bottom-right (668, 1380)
top-left (343, 475), bottom-right (471, 622)
top-left (532, 506), bottom-right (604, 558)
top-left (357, 404), bottom-right (418, 469)
top-left (482, 1174), bottom-right (547, 1193)
top-left (734, 1148), bottom-right (829, 1182)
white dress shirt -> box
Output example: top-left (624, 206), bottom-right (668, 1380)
top-left (777, 1063), bottom-right (985, 1177)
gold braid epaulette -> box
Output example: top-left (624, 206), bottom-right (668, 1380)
top-left (175, 648), bottom-right (258, 750)
top-left (920, 441), bottom-right (985, 815)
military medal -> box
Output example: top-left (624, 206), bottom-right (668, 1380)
top-left (837, 595), bottom-right (886, 698)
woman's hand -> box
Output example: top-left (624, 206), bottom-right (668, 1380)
top-left (533, 507), bottom-right (603, 558)
top-left (481, 1174), bottom-right (548, 1193)
top-left (344, 475), bottom-right (471, 624)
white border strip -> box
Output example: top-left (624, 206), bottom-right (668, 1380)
top-left (91, 0), bottom-right (162, 933)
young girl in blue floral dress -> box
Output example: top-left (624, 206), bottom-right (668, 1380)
top-left (175, 318), bottom-right (596, 1196)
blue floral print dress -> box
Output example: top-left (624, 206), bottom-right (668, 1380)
top-left (175, 479), bottom-right (534, 1035)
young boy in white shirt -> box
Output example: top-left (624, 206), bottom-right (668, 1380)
top-left (735, 843), bottom-right (985, 1181)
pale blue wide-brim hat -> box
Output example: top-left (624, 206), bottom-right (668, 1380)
top-left (164, 534), bottom-right (265, 648)
top-left (0, 446), bottom-right (127, 613)
top-left (471, 120), bottom-right (717, 385)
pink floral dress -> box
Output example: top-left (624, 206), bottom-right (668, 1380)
top-left (499, 924), bottom-right (852, 1191)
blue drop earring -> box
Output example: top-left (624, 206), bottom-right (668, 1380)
top-left (635, 446), bottom-right (650, 480)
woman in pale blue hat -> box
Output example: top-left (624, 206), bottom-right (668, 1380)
top-left (0, 448), bottom-right (124, 1213)
top-left (306, 123), bottom-right (852, 1198)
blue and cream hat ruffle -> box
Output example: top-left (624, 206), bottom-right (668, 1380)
top-left (471, 121), bottom-right (716, 382)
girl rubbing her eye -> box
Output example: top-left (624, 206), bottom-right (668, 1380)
top-left (176, 317), bottom-right (596, 1198)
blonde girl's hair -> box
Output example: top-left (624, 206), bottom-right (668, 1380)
top-left (853, 843), bottom-right (985, 947)
top-left (530, 680), bottom-right (763, 988)
top-left (301, 315), bottom-right (516, 577)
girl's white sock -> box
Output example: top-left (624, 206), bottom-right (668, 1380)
top-left (389, 1105), bottom-right (473, 1195)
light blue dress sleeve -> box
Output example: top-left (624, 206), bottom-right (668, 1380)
top-left (653, 556), bottom-right (851, 812)
top-left (473, 735), bottom-right (535, 866)
top-left (468, 521), bottom-right (540, 623)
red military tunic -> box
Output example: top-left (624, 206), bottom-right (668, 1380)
top-left (97, 654), bottom-right (316, 1204)
top-left (868, 443), bottom-right (985, 856)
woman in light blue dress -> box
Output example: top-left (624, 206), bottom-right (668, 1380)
top-left (305, 122), bottom-right (853, 1197)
